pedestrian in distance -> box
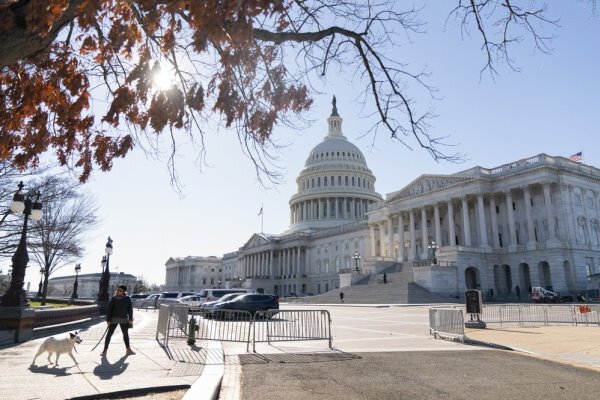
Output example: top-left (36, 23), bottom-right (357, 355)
top-left (101, 285), bottom-right (135, 357)
top-left (383, 273), bottom-right (387, 284)
top-left (515, 285), bottom-right (521, 301)
top-left (339, 291), bottom-right (345, 304)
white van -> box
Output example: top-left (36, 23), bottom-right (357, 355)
top-left (198, 288), bottom-right (255, 304)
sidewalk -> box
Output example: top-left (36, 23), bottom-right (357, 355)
top-left (0, 309), bottom-right (205, 400)
top-left (465, 324), bottom-right (600, 371)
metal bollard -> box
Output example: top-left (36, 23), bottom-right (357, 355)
top-left (187, 315), bottom-right (196, 346)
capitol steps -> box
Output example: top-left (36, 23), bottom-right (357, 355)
top-left (294, 280), bottom-right (462, 305)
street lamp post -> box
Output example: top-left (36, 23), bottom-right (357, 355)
top-left (70, 263), bottom-right (81, 300)
top-left (97, 237), bottom-right (113, 303)
top-left (36, 268), bottom-right (45, 298)
top-left (352, 251), bottom-right (361, 272)
top-left (1, 182), bottom-right (43, 308)
top-left (428, 240), bottom-right (439, 265)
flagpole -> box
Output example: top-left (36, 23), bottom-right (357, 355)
top-left (261, 208), bottom-right (264, 233)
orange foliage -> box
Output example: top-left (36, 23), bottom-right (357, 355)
top-left (0, 0), bottom-right (312, 182)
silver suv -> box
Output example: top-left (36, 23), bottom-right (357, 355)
top-left (156, 291), bottom-right (196, 307)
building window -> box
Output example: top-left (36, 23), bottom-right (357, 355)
top-left (574, 193), bottom-right (582, 206)
top-left (577, 216), bottom-right (586, 244)
top-left (345, 176), bottom-right (349, 186)
top-left (592, 222), bottom-right (600, 246)
top-left (512, 202), bottom-right (516, 210)
top-left (338, 176), bottom-right (342, 185)
top-left (587, 197), bottom-right (594, 208)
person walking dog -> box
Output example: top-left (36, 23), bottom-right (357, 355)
top-left (100, 285), bottom-right (135, 357)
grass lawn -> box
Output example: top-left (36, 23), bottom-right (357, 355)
top-left (28, 301), bottom-right (71, 308)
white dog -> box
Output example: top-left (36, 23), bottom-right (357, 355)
top-left (32, 331), bottom-right (82, 366)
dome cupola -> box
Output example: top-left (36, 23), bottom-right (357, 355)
top-left (288, 96), bottom-right (382, 232)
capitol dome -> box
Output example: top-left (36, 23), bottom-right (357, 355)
top-left (288, 96), bottom-right (382, 232)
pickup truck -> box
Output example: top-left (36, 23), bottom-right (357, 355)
top-left (531, 286), bottom-right (560, 303)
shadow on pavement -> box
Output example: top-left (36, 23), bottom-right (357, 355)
top-left (28, 364), bottom-right (72, 376)
top-left (93, 355), bottom-right (128, 379)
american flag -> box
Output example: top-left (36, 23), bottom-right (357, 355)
top-left (257, 206), bottom-right (263, 216)
top-left (568, 152), bottom-right (583, 162)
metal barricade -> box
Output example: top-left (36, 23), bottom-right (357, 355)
top-left (466, 304), bottom-right (600, 327)
top-left (156, 304), bottom-right (189, 348)
top-left (429, 308), bottom-right (465, 342)
top-left (252, 310), bottom-right (333, 353)
top-left (195, 309), bottom-right (253, 348)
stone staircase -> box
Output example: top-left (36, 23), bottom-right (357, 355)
top-left (296, 280), bottom-right (462, 305)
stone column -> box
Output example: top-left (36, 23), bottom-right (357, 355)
top-left (269, 250), bottom-right (273, 278)
top-left (543, 183), bottom-right (558, 244)
top-left (397, 213), bottom-right (405, 262)
top-left (462, 197), bottom-right (472, 247)
top-left (506, 190), bottom-right (518, 252)
top-left (434, 203), bottom-right (442, 248)
top-left (584, 189), bottom-right (595, 246)
top-left (489, 195), bottom-right (500, 249)
top-left (447, 200), bottom-right (456, 246)
top-left (378, 222), bottom-right (386, 257)
top-left (409, 210), bottom-right (416, 261)
top-left (523, 186), bottom-right (537, 250)
top-left (421, 207), bottom-right (429, 260)
top-left (477, 193), bottom-right (489, 249)
top-left (297, 247), bottom-right (302, 276)
top-left (387, 214), bottom-right (394, 258)
top-left (369, 224), bottom-right (376, 257)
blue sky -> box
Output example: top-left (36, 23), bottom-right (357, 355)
top-left (19, 3), bottom-right (599, 288)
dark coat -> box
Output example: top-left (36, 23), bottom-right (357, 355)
top-left (107, 295), bottom-right (133, 323)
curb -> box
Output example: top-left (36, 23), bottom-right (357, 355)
top-left (183, 341), bottom-right (224, 400)
top-left (464, 337), bottom-right (516, 351)
top-left (68, 384), bottom-right (191, 400)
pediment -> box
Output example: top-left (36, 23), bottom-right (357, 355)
top-left (242, 233), bottom-right (272, 249)
top-left (387, 175), bottom-right (471, 201)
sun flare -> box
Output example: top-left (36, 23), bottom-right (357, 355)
top-left (152, 63), bottom-right (174, 91)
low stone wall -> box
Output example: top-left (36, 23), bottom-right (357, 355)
top-left (0, 304), bottom-right (101, 346)
top-left (34, 305), bottom-right (101, 328)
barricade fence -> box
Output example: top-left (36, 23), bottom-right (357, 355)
top-left (156, 304), bottom-right (189, 348)
top-left (428, 308), bottom-right (465, 342)
top-left (252, 309), bottom-right (333, 352)
top-left (457, 304), bottom-right (600, 327)
top-left (170, 308), bottom-right (333, 352)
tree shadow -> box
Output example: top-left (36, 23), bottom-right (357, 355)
top-left (93, 355), bottom-right (129, 379)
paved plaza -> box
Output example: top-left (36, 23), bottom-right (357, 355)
top-left (1, 304), bottom-right (599, 399)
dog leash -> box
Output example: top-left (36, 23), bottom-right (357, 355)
top-left (91, 325), bottom-right (109, 351)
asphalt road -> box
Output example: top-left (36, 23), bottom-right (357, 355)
top-left (240, 350), bottom-right (600, 400)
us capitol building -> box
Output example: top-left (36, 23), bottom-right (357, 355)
top-left (166, 98), bottom-right (600, 299)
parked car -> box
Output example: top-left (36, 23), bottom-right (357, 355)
top-left (138, 293), bottom-right (160, 308)
top-left (200, 293), bottom-right (245, 317)
top-left (531, 286), bottom-right (560, 303)
top-left (197, 288), bottom-right (255, 304)
top-left (212, 294), bottom-right (279, 319)
top-left (177, 294), bottom-right (203, 311)
top-left (156, 291), bottom-right (196, 307)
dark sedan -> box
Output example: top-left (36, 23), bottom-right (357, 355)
top-left (212, 294), bottom-right (279, 318)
